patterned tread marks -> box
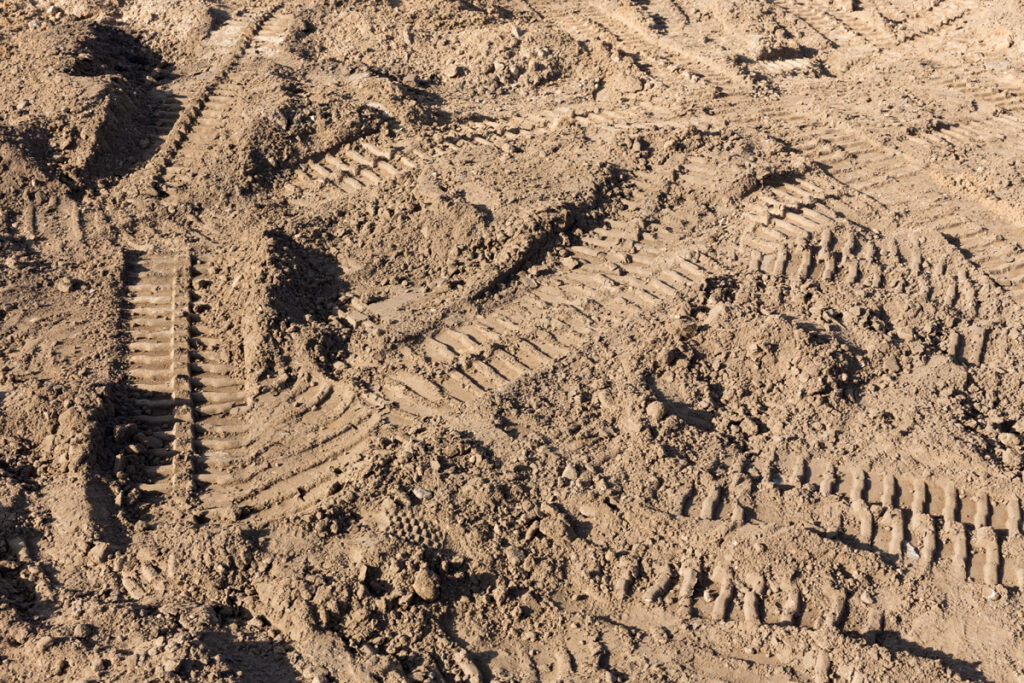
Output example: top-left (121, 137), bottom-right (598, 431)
top-left (729, 168), bottom-right (1002, 367)
top-left (140, 91), bottom-right (185, 157)
top-left (895, 0), bottom-right (979, 43)
top-left (928, 75), bottom-right (1021, 111)
top-left (777, 0), bottom-right (976, 51)
top-left (252, 11), bottom-right (292, 57)
top-left (542, 0), bottom-right (734, 89)
top-left (765, 105), bottom-right (1024, 309)
top-left (288, 141), bottom-right (416, 200)
top-left (380, 165), bottom-right (713, 422)
top-left (682, 460), bottom-right (1024, 590)
top-left (750, 56), bottom-right (823, 79)
top-left (122, 252), bottom-right (192, 505)
top-left (775, 0), bottom-right (898, 50)
top-left (188, 257), bottom-right (249, 513)
top-left (201, 375), bottom-right (381, 526)
top-left (902, 119), bottom-right (1010, 153)
top-left (372, 160), bottom-right (711, 422)
top-left (603, 545), bottom-right (885, 640)
top-left (149, 5), bottom-right (283, 195)
top-left (940, 223), bottom-right (1024, 303)
top-left (384, 505), bottom-right (445, 550)
top-left (121, 253), bottom-right (253, 519)
top-left (286, 104), bottom-right (693, 203)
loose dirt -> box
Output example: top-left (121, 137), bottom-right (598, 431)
top-left (2, 0), bottom-right (1024, 680)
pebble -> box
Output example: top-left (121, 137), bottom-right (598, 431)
top-left (739, 418), bottom-right (759, 436)
top-left (413, 567), bottom-right (440, 602)
top-left (998, 432), bottom-right (1022, 449)
top-left (412, 487), bottom-right (433, 500)
top-left (645, 401), bottom-right (666, 423)
top-left (55, 276), bottom-right (75, 293)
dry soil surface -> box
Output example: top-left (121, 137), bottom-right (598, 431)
top-left (2, 0), bottom-right (1024, 681)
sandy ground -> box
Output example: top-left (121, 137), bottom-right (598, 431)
top-left (2, 0), bottom-right (1024, 680)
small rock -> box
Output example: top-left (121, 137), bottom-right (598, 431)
top-left (538, 515), bottom-right (572, 543)
top-left (998, 432), bottom-right (1022, 449)
top-left (73, 623), bottom-right (94, 640)
top-left (645, 401), bottom-right (666, 423)
top-left (412, 487), bottom-right (433, 501)
top-left (454, 650), bottom-right (483, 683)
top-left (139, 562), bottom-right (160, 583)
top-left (739, 418), bottom-right (759, 437)
top-left (86, 542), bottom-right (110, 565)
top-left (1001, 449), bottom-right (1024, 470)
top-left (860, 592), bottom-right (874, 605)
top-left (55, 277), bottom-right (75, 293)
top-left (412, 567), bottom-right (440, 602)
top-left (883, 356), bottom-right (901, 374)
top-left (560, 463), bottom-right (578, 481)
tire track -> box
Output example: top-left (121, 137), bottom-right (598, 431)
top-left (588, 533), bottom-right (886, 639)
top-left (230, 160), bottom-right (716, 526)
top-left (145, 4), bottom-right (284, 196)
top-left (763, 104), bottom-right (1024, 309)
top-left (188, 256), bottom-right (250, 518)
top-left (896, 0), bottom-right (978, 43)
top-left (380, 165), bottom-right (714, 424)
top-left (782, 0), bottom-right (974, 51)
top-left (288, 140), bottom-right (417, 201)
top-left (540, 0), bottom-right (738, 91)
top-left (928, 75), bottom-right (1021, 112)
top-left (775, 0), bottom-right (897, 50)
top-left (121, 252), bottom-right (192, 507)
top-left (211, 378), bottom-right (380, 526)
top-left (731, 171), bottom-right (996, 365)
top-left (286, 104), bottom-right (691, 203)
top-left (749, 56), bottom-right (823, 79)
top-left (676, 458), bottom-right (1024, 590)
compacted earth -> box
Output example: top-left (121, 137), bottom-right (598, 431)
top-left (2, 0), bottom-right (1024, 680)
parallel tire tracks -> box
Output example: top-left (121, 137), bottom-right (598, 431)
top-left (231, 161), bottom-right (715, 526)
top-left (122, 253), bottom-right (249, 519)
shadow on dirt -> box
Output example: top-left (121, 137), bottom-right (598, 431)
top-left (266, 230), bottom-right (348, 326)
top-left (201, 631), bottom-right (301, 682)
top-left (69, 24), bottom-right (176, 188)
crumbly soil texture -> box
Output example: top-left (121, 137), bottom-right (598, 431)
top-left (4, 0), bottom-right (1024, 680)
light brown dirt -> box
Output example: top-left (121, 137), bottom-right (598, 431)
top-left (2, 0), bottom-right (1024, 680)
